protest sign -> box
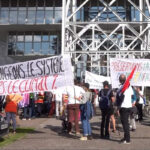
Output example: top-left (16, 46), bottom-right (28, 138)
top-left (0, 75), bottom-right (73, 95)
top-left (0, 55), bottom-right (70, 80)
top-left (85, 71), bottom-right (111, 89)
top-left (110, 58), bottom-right (150, 88)
top-left (0, 55), bottom-right (74, 95)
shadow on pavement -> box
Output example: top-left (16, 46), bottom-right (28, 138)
top-left (44, 125), bottom-right (79, 139)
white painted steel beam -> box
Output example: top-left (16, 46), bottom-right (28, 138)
top-left (62, 0), bottom-right (150, 77)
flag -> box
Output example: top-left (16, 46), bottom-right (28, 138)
top-left (121, 65), bottom-right (136, 93)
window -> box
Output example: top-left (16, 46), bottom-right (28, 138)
top-left (54, 7), bottom-right (62, 23)
top-left (45, 8), bottom-right (53, 24)
top-left (36, 10), bottom-right (44, 24)
top-left (8, 32), bottom-right (60, 56)
top-left (0, 8), bottom-right (9, 24)
top-left (16, 43), bottom-right (24, 55)
top-left (25, 42), bottom-right (32, 55)
top-left (27, 10), bottom-right (36, 24)
top-left (10, 10), bottom-right (18, 24)
top-left (18, 9), bottom-right (26, 24)
top-left (42, 42), bottom-right (50, 55)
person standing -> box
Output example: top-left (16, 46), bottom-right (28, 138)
top-left (117, 74), bottom-right (134, 144)
top-left (98, 81), bottom-right (114, 139)
top-left (66, 83), bottom-right (85, 135)
top-left (36, 92), bottom-right (44, 117)
top-left (136, 86), bottom-right (145, 121)
top-left (5, 94), bottom-right (22, 134)
top-left (80, 83), bottom-right (93, 141)
top-left (54, 88), bottom-right (64, 118)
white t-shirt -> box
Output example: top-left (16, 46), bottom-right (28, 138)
top-left (121, 85), bottom-right (133, 108)
top-left (54, 88), bottom-right (65, 102)
top-left (65, 85), bottom-right (85, 104)
top-left (139, 91), bottom-right (144, 104)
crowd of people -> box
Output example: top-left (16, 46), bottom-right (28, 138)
top-left (0, 74), bottom-right (147, 144)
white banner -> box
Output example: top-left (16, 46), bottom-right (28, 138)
top-left (0, 55), bottom-right (70, 80)
top-left (85, 71), bottom-right (111, 89)
top-left (110, 58), bottom-right (150, 88)
top-left (0, 55), bottom-right (74, 95)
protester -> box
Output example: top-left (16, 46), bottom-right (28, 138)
top-left (117, 74), bottom-right (134, 144)
top-left (35, 92), bottom-right (44, 117)
top-left (60, 94), bottom-right (68, 132)
top-left (80, 83), bottom-right (93, 141)
top-left (22, 93), bottom-right (32, 120)
top-left (136, 86), bottom-right (145, 121)
top-left (109, 89), bottom-right (116, 133)
top-left (66, 82), bottom-right (85, 135)
top-left (130, 86), bottom-right (137, 132)
top-left (5, 94), bottom-right (22, 134)
top-left (44, 91), bottom-right (53, 116)
top-left (54, 88), bottom-right (64, 118)
top-left (98, 81), bottom-right (114, 139)
top-left (91, 89), bottom-right (98, 115)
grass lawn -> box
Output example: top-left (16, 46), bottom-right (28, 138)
top-left (0, 128), bottom-right (34, 148)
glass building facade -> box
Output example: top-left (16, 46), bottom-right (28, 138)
top-left (0, 0), bottom-right (62, 57)
top-left (0, 0), bottom-right (62, 24)
top-left (8, 32), bottom-right (60, 56)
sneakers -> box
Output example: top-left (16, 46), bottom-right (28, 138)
top-left (120, 139), bottom-right (130, 144)
top-left (80, 136), bottom-right (88, 141)
top-left (123, 141), bottom-right (131, 144)
top-left (76, 132), bottom-right (81, 136)
top-left (22, 118), bottom-right (26, 121)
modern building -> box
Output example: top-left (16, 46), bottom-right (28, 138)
top-left (0, 0), bottom-right (150, 79)
top-left (0, 0), bottom-right (62, 64)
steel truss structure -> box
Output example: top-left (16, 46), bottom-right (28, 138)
top-left (62, 0), bottom-right (150, 78)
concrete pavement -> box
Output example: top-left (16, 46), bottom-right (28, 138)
top-left (1, 115), bottom-right (150, 150)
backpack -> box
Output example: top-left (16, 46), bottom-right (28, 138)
top-left (99, 89), bottom-right (111, 109)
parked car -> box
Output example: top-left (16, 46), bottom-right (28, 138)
top-left (0, 113), bottom-right (9, 137)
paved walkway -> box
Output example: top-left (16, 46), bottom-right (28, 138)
top-left (2, 115), bottom-right (150, 150)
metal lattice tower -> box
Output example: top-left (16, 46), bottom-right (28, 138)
top-left (61, 0), bottom-right (150, 78)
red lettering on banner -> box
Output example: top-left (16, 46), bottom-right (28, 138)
top-left (38, 77), bottom-right (44, 91)
top-left (8, 81), bottom-right (13, 94)
top-left (29, 78), bottom-right (39, 91)
top-left (19, 80), bottom-right (26, 93)
top-left (25, 79), bottom-right (31, 93)
top-left (44, 76), bottom-right (48, 90)
top-left (52, 75), bottom-right (58, 89)
top-left (12, 80), bottom-right (20, 93)
top-left (29, 78), bottom-right (34, 92)
top-left (0, 81), bottom-right (5, 95)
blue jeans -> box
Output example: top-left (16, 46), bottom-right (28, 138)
top-left (24, 107), bottom-right (32, 119)
top-left (82, 118), bottom-right (92, 136)
top-left (80, 104), bottom-right (92, 136)
top-left (6, 112), bottom-right (16, 131)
